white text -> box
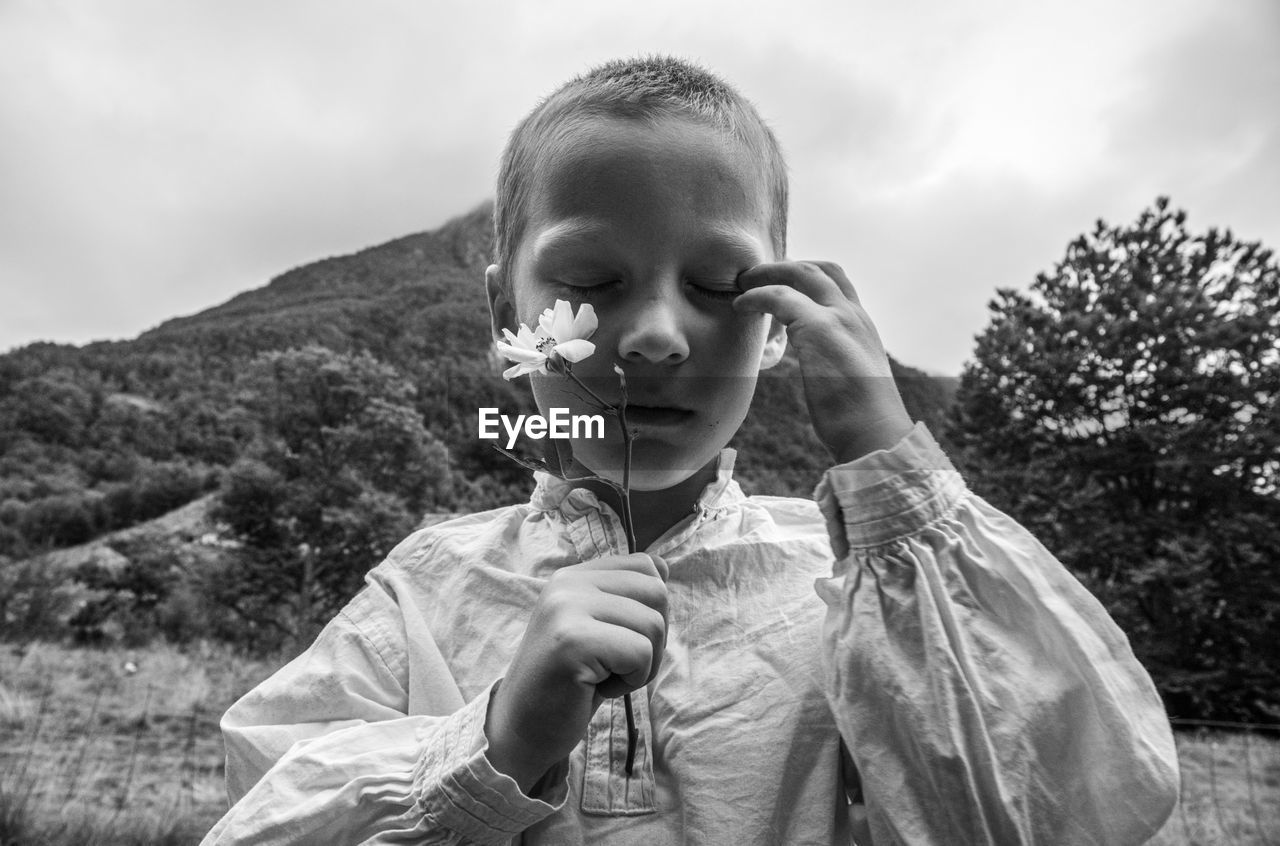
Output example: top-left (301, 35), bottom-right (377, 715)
top-left (478, 407), bottom-right (605, 449)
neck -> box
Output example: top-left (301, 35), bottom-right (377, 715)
top-left (572, 458), bottom-right (720, 552)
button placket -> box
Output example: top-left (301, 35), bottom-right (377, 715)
top-left (581, 691), bottom-right (657, 814)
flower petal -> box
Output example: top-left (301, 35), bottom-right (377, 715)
top-left (501, 323), bottom-right (547, 354)
top-left (536, 307), bottom-right (554, 337)
top-left (516, 323), bottom-right (547, 347)
top-left (495, 341), bottom-right (546, 365)
top-left (555, 339), bottom-right (596, 362)
top-left (538, 300), bottom-right (572, 341)
top-left (502, 359), bottom-right (547, 380)
top-left (571, 303), bottom-right (598, 339)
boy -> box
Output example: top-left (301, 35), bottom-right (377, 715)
top-left (203, 57), bottom-right (1179, 844)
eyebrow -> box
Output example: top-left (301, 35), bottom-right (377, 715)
top-left (529, 220), bottom-right (613, 259)
top-left (530, 220), bottom-right (766, 264)
top-left (698, 224), bottom-right (767, 263)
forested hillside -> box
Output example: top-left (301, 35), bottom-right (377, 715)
top-left (0, 203), bottom-right (957, 644)
top-left (5, 198), bottom-right (1275, 725)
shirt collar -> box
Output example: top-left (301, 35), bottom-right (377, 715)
top-left (529, 448), bottom-right (745, 518)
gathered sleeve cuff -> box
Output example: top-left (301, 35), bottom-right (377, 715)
top-left (414, 679), bottom-right (570, 844)
top-left (813, 421), bottom-right (967, 558)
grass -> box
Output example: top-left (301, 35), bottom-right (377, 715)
top-left (0, 640), bottom-right (281, 845)
top-left (1, 640), bottom-right (1277, 845)
top-left (1150, 727), bottom-right (1280, 846)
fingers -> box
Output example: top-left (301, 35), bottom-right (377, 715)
top-left (543, 552), bottom-right (670, 694)
top-left (734, 261), bottom-right (863, 327)
top-left (579, 552), bottom-right (668, 582)
top-left (554, 565), bottom-right (667, 608)
top-left (737, 260), bottom-right (860, 308)
top-left (577, 620), bottom-right (659, 695)
top-left (804, 260), bottom-right (861, 305)
top-left (577, 554), bottom-right (668, 690)
top-left (589, 592), bottom-right (667, 684)
top-left (575, 564), bottom-right (667, 676)
top-left (733, 284), bottom-right (820, 326)
top-left (491, 552), bottom-right (671, 784)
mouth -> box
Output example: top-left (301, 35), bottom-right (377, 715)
top-left (621, 404), bottom-right (696, 427)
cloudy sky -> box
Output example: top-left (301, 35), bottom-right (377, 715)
top-left (2, 0), bottom-right (1276, 375)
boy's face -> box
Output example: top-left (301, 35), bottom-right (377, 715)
top-left (487, 115), bottom-right (787, 490)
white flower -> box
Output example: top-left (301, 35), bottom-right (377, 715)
top-left (538, 299), bottom-right (598, 363)
top-left (494, 300), bottom-right (597, 380)
top-left (495, 323), bottom-right (553, 380)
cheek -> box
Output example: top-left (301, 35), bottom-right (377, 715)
top-left (509, 274), bottom-right (555, 327)
top-left (710, 313), bottom-right (770, 370)
top-left (511, 293), bottom-right (551, 329)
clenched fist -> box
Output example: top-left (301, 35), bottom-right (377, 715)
top-left (484, 552), bottom-right (669, 792)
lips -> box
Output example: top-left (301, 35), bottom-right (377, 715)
top-left (621, 404), bottom-right (695, 427)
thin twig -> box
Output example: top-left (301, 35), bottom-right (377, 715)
top-left (491, 444), bottom-right (553, 475)
top-left (495, 348), bottom-right (644, 780)
top-left (614, 368), bottom-right (638, 556)
top-left (612, 366), bottom-right (640, 778)
top-left (557, 380), bottom-right (618, 416)
top-left (562, 366), bottom-right (617, 414)
top-left (623, 693), bottom-right (638, 777)
top-left (570, 364), bottom-right (640, 776)
top-left (490, 444), bottom-right (627, 498)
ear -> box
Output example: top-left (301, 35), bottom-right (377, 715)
top-left (485, 264), bottom-right (516, 342)
top-left (758, 316), bottom-right (788, 370)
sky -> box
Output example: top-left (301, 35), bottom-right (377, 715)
top-left (2, 0), bottom-right (1277, 376)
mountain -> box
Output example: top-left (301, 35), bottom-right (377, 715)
top-left (141, 204), bottom-right (493, 350)
top-left (0, 202), bottom-right (958, 561)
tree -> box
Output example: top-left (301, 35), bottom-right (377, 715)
top-left (1, 369), bottom-right (98, 448)
top-left (947, 197), bottom-right (1280, 721)
top-left (212, 346), bottom-right (450, 644)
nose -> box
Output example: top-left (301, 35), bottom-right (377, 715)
top-left (616, 287), bottom-right (690, 366)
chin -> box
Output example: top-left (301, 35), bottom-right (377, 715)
top-left (571, 443), bottom-right (714, 491)
top-left (573, 461), bottom-right (698, 491)
top-left (618, 467), bottom-right (704, 491)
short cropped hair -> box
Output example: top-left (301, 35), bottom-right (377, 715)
top-left (494, 55), bottom-right (789, 272)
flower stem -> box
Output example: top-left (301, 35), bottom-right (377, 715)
top-left (613, 369), bottom-right (638, 557)
top-left (525, 360), bottom-right (642, 778)
top-left (566, 365), bottom-right (641, 776)
top-left (562, 367), bottom-right (616, 413)
top-left (614, 370), bottom-right (640, 777)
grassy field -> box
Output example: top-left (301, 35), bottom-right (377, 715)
top-left (1150, 726), bottom-right (1280, 845)
top-left (2, 641), bottom-right (1277, 844)
top-left (0, 641), bottom-right (280, 845)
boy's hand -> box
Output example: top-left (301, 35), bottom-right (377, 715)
top-left (484, 552), bottom-right (668, 793)
top-left (735, 261), bottom-right (914, 463)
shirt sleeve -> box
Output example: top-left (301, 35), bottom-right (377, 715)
top-left (811, 422), bottom-right (1180, 846)
top-left (201, 572), bottom-right (569, 846)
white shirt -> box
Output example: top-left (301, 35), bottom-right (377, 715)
top-left (202, 423), bottom-right (1178, 845)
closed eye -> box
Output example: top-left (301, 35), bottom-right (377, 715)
top-left (551, 278), bottom-right (621, 294)
top-left (688, 279), bottom-right (741, 301)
